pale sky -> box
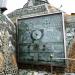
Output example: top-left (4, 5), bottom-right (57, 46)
top-left (4, 0), bottom-right (75, 14)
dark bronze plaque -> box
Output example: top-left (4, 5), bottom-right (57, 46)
top-left (17, 13), bottom-right (65, 66)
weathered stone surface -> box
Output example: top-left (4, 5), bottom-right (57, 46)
top-left (0, 10), bottom-right (18, 75)
top-left (19, 69), bottom-right (66, 75)
top-left (64, 15), bottom-right (75, 73)
top-left (65, 15), bottom-right (75, 56)
top-left (66, 38), bottom-right (75, 73)
top-left (8, 0), bottom-right (61, 23)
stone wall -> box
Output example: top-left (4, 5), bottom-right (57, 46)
top-left (0, 12), bottom-right (18, 75)
top-left (7, 0), bottom-right (75, 74)
top-left (7, 0), bottom-right (65, 74)
top-left (65, 15), bottom-right (75, 73)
